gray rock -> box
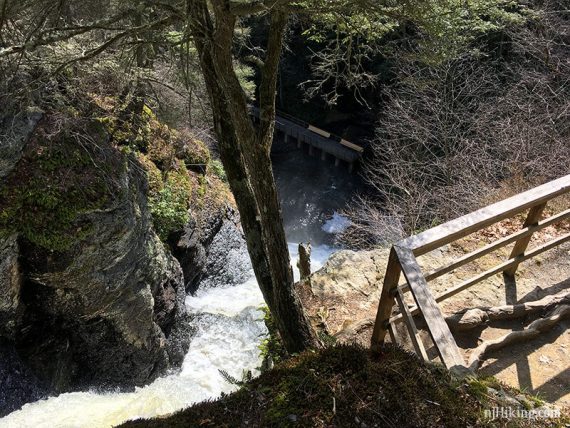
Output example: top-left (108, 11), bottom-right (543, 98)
top-left (0, 234), bottom-right (23, 339)
top-left (199, 209), bottom-right (252, 289)
top-left (0, 117), bottom-right (192, 392)
top-left (0, 111), bottom-right (42, 178)
top-left (175, 206), bottom-right (251, 293)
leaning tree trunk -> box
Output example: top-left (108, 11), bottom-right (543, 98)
top-left (187, 0), bottom-right (317, 353)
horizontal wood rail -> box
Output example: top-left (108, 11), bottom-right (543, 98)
top-left (249, 106), bottom-right (364, 155)
top-left (371, 174), bottom-right (570, 371)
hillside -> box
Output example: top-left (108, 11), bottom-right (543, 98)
top-left (120, 345), bottom-right (566, 428)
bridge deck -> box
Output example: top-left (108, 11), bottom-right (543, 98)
top-left (250, 107), bottom-right (362, 164)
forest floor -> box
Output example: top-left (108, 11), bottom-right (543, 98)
top-left (120, 345), bottom-right (567, 427)
top-left (299, 212), bottom-right (570, 409)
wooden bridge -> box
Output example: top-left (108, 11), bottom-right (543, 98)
top-left (371, 174), bottom-right (570, 372)
top-left (250, 107), bottom-right (363, 172)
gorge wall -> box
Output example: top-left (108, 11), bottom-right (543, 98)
top-left (0, 93), bottom-right (239, 415)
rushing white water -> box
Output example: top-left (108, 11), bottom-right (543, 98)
top-left (0, 244), bottom-right (336, 428)
top-left (321, 212), bottom-right (352, 235)
top-left (0, 284), bottom-right (266, 428)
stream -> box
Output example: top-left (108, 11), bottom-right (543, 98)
top-left (0, 137), bottom-right (359, 428)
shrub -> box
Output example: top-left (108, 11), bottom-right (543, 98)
top-left (208, 159), bottom-right (227, 182)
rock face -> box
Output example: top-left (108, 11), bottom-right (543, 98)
top-left (0, 339), bottom-right (48, 417)
top-left (0, 114), bottom-right (192, 400)
top-left (0, 112), bottom-right (42, 179)
top-left (299, 248), bottom-right (446, 345)
top-left (174, 206), bottom-right (251, 293)
top-left (0, 234), bottom-right (23, 340)
top-left (300, 249), bottom-right (387, 345)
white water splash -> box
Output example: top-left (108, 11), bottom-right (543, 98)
top-left (186, 278), bottom-right (262, 317)
top-left (0, 245), bottom-right (336, 428)
top-left (0, 287), bottom-right (266, 428)
top-left (321, 212), bottom-right (352, 234)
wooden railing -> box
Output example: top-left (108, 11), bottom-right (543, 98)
top-left (371, 174), bottom-right (570, 370)
top-left (249, 106), bottom-right (364, 154)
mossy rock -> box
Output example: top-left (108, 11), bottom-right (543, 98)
top-left (0, 118), bottom-right (121, 252)
top-left (83, 94), bottom-right (223, 243)
top-left (178, 137), bottom-right (210, 170)
top-left (138, 154), bottom-right (192, 241)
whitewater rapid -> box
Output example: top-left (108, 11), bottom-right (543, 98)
top-left (0, 243), bottom-right (337, 428)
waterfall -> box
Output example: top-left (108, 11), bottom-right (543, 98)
top-left (1, 134), bottom-right (358, 427)
top-left (0, 246), bottom-right (336, 428)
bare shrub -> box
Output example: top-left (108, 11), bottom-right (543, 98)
top-left (341, 2), bottom-right (570, 248)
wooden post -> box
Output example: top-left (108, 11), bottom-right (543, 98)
top-left (394, 246), bottom-right (465, 369)
top-left (308, 145), bottom-right (314, 156)
top-left (395, 287), bottom-right (429, 360)
top-left (297, 138), bottom-right (302, 149)
top-left (297, 242), bottom-right (311, 281)
top-left (504, 202), bottom-right (547, 277)
top-left (348, 162), bottom-right (354, 173)
top-left (284, 134), bottom-right (289, 144)
top-left (334, 158), bottom-right (340, 167)
top-left (388, 322), bottom-right (401, 344)
top-left (321, 150), bottom-right (327, 161)
top-left (371, 248), bottom-right (401, 351)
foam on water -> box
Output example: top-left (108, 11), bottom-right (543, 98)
top-left (321, 212), bottom-right (352, 234)
top-left (185, 278), bottom-right (262, 317)
top-left (0, 290), bottom-right (266, 428)
top-left (0, 245), bottom-right (336, 428)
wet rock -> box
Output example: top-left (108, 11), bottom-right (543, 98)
top-left (175, 206), bottom-right (251, 293)
top-left (0, 339), bottom-right (50, 417)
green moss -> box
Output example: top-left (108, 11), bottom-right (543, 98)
top-left (182, 138), bottom-right (210, 168)
top-left (144, 157), bottom-right (192, 241)
top-left (466, 377), bottom-right (492, 403)
top-left (0, 129), bottom-right (115, 251)
top-left (197, 175), bottom-right (207, 199)
top-left (258, 306), bottom-right (288, 370)
top-left (208, 159), bottom-right (227, 182)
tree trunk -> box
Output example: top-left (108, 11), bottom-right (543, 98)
top-left (187, 0), bottom-right (318, 353)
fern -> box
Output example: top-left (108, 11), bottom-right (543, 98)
top-left (219, 369), bottom-right (253, 388)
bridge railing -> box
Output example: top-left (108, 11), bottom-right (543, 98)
top-left (371, 174), bottom-right (570, 370)
top-left (249, 106), bottom-right (363, 154)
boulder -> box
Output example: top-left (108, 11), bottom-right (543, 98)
top-left (0, 114), bottom-right (192, 393)
top-left (175, 206), bottom-right (251, 293)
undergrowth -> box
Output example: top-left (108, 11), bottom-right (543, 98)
top-left (120, 344), bottom-right (567, 428)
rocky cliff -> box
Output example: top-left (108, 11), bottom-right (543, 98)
top-left (0, 95), bottom-right (235, 415)
top-left (174, 204), bottom-right (251, 294)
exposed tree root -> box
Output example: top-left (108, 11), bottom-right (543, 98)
top-left (334, 319), bottom-right (373, 342)
top-left (467, 304), bottom-right (570, 371)
top-left (445, 290), bottom-right (570, 332)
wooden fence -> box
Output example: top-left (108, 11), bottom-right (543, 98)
top-left (371, 174), bottom-right (570, 371)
